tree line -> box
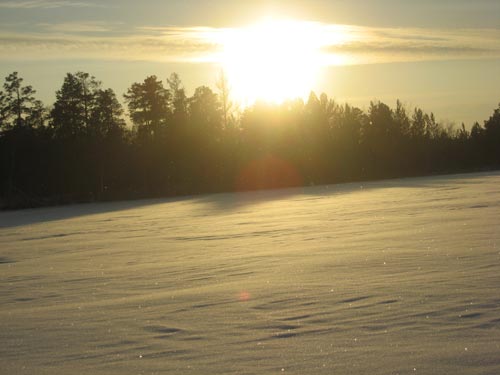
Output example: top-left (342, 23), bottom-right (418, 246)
top-left (0, 71), bottom-right (499, 208)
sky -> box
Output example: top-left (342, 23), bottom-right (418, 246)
top-left (0, 0), bottom-right (499, 126)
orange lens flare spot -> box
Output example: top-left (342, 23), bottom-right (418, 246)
top-left (239, 291), bottom-right (251, 302)
top-left (235, 155), bottom-right (303, 192)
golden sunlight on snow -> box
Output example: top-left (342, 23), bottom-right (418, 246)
top-left (1, 172), bottom-right (500, 374)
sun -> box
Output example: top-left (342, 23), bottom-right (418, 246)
top-left (217, 19), bottom-right (327, 106)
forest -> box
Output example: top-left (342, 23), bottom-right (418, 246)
top-left (0, 71), bottom-right (499, 209)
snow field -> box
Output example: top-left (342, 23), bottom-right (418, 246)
top-left (1, 172), bottom-right (500, 374)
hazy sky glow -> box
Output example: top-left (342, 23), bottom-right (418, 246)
top-left (1, 22), bottom-right (499, 64)
top-left (0, 0), bottom-right (499, 124)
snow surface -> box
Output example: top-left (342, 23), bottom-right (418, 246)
top-left (1, 172), bottom-right (500, 375)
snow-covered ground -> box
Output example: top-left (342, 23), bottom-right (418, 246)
top-left (1, 172), bottom-right (500, 375)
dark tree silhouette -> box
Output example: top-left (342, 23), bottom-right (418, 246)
top-left (124, 75), bottom-right (171, 141)
top-left (1, 70), bottom-right (499, 209)
top-left (3, 72), bottom-right (40, 129)
top-left (0, 72), bottom-right (46, 202)
top-left (51, 72), bottom-right (100, 138)
top-left (216, 69), bottom-right (233, 129)
top-left (483, 103), bottom-right (500, 164)
top-left (88, 88), bottom-right (127, 197)
top-left (0, 90), bottom-right (8, 132)
top-left (168, 72), bottom-right (188, 125)
top-left (90, 88), bottom-right (125, 139)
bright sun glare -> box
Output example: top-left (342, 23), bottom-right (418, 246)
top-left (217, 19), bottom-right (346, 106)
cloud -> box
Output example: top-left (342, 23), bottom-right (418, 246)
top-left (0, 0), bottom-right (102, 9)
top-left (0, 31), bottom-right (221, 63)
top-left (37, 21), bottom-right (120, 33)
top-left (0, 22), bottom-right (498, 65)
top-left (321, 26), bottom-right (500, 64)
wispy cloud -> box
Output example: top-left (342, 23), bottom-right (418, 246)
top-left (0, 31), bottom-right (220, 63)
top-left (0, 0), bottom-right (102, 9)
top-left (321, 26), bottom-right (500, 64)
top-left (0, 22), bottom-right (498, 65)
top-left (38, 21), bottom-right (121, 33)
